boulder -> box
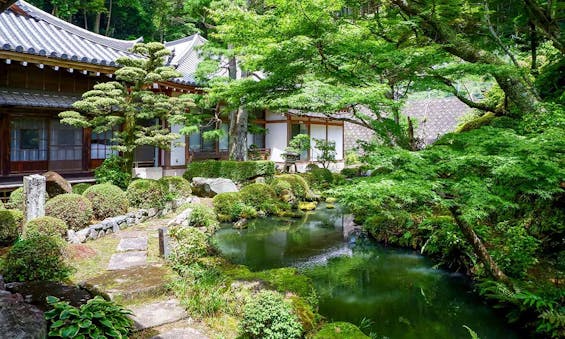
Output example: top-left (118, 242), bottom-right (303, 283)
top-left (0, 290), bottom-right (46, 339)
top-left (42, 171), bottom-right (72, 197)
top-left (167, 208), bottom-right (192, 227)
top-left (233, 218), bottom-right (248, 229)
top-left (298, 201), bottom-right (317, 211)
top-left (191, 177), bottom-right (238, 197)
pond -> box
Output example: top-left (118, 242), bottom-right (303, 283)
top-left (213, 203), bottom-right (521, 339)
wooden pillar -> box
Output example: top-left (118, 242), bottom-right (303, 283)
top-left (0, 112), bottom-right (9, 176)
top-left (83, 128), bottom-right (91, 171)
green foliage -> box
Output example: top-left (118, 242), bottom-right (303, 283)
top-left (239, 290), bottom-right (303, 339)
top-left (239, 183), bottom-right (282, 215)
top-left (285, 134), bottom-right (311, 156)
top-left (126, 179), bottom-right (166, 209)
top-left (94, 155), bottom-right (131, 189)
top-left (345, 150), bottom-right (360, 165)
top-left (83, 184), bottom-right (129, 220)
top-left (213, 192), bottom-right (257, 222)
top-left (341, 167), bottom-right (361, 178)
top-left (314, 322), bottom-right (369, 339)
top-left (168, 226), bottom-right (210, 273)
top-left (25, 216), bottom-right (68, 239)
top-left (71, 183), bottom-right (92, 195)
top-left (7, 187), bottom-right (24, 211)
top-left (271, 175), bottom-right (313, 202)
top-left (2, 234), bottom-right (73, 282)
top-left (0, 209), bottom-right (23, 245)
top-left (45, 296), bottom-right (133, 338)
top-left (313, 138), bottom-right (337, 169)
top-left (188, 203), bottom-right (220, 233)
top-left (45, 194), bottom-right (94, 231)
top-left (183, 160), bottom-right (276, 182)
top-left (455, 112), bottom-right (496, 132)
top-left (159, 176), bottom-right (192, 199)
top-left (304, 167), bottom-right (334, 190)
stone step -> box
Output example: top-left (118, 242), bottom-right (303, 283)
top-left (81, 265), bottom-right (171, 302)
top-left (118, 230), bottom-right (147, 239)
top-left (130, 299), bottom-right (188, 330)
top-left (107, 251), bottom-right (147, 270)
top-left (151, 327), bottom-right (208, 339)
top-left (117, 237), bottom-right (148, 252)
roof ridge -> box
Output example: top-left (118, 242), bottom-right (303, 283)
top-left (15, 0), bottom-right (142, 52)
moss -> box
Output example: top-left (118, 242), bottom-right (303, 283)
top-left (159, 176), bottom-right (192, 199)
top-left (304, 167), bottom-right (334, 189)
top-left (72, 183), bottom-right (92, 195)
top-left (456, 112), bottom-right (496, 132)
top-left (326, 204), bottom-right (335, 209)
top-left (0, 200), bottom-right (4, 209)
top-left (271, 174), bottom-right (313, 201)
top-left (239, 183), bottom-right (281, 215)
top-left (45, 194), bottom-right (94, 231)
top-left (0, 209), bottom-right (24, 245)
top-left (184, 160), bottom-right (276, 182)
top-left (289, 295), bottom-right (317, 333)
top-left (326, 197), bottom-right (337, 203)
top-left (126, 179), bottom-right (166, 209)
top-left (83, 183), bottom-right (129, 220)
top-left (7, 187), bottom-right (24, 210)
top-left (25, 216), bottom-right (67, 238)
top-left (314, 322), bottom-right (369, 339)
top-left (298, 201), bottom-right (317, 211)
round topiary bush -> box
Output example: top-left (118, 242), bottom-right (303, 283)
top-left (7, 187), bottom-right (24, 210)
top-left (239, 290), bottom-right (303, 339)
top-left (160, 176), bottom-right (191, 199)
top-left (305, 168), bottom-right (334, 189)
top-left (72, 183), bottom-right (92, 195)
top-left (271, 174), bottom-right (312, 201)
top-left (24, 216), bottom-right (68, 238)
top-left (0, 209), bottom-right (23, 245)
top-left (45, 194), bottom-right (93, 231)
top-left (83, 183), bottom-right (129, 220)
top-left (240, 183), bottom-right (276, 208)
top-left (2, 234), bottom-right (73, 282)
top-left (126, 179), bottom-right (166, 209)
top-left (213, 192), bottom-right (257, 222)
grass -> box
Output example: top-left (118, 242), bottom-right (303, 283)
top-left (69, 235), bottom-right (120, 282)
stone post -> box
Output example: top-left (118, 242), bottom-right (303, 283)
top-left (23, 174), bottom-right (46, 223)
top-left (158, 227), bottom-right (171, 258)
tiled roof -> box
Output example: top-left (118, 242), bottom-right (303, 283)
top-left (165, 34), bottom-right (207, 86)
top-left (0, 1), bottom-right (141, 67)
top-left (0, 88), bottom-right (80, 108)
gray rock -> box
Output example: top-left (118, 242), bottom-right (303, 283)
top-left (113, 216), bottom-right (128, 225)
top-left (90, 223), bottom-right (104, 231)
top-left (147, 208), bottom-right (158, 218)
top-left (101, 219), bottom-right (117, 230)
top-left (126, 217), bottom-right (136, 225)
top-left (67, 230), bottom-right (79, 244)
top-left (130, 299), bottom-right (188, 330)
top-left (76, 228), bottom-right (89, 243)
top-left (107, 252), bottom-right (147, 270)
top-left (0, 291), bottom-right (46, 339)
top-left (151, 328), bottom-right (208, 339)
top-left (191, 177), bottom-right (238, 197)
top-left (117, 238), bottom-right (148, 252)
top-left (167, 208), bottom-right (192, 227)
top-left (87, 229), bottom-right (98, 240)
top-left (255, 176), bottom-right (266, 184)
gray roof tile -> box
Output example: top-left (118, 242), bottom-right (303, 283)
top-left (0, 88), bottom-right (80, 108)
top-left (0, 1), bottom-right (141, 67)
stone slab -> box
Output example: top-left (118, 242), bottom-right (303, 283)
top-left (151, 328), bottom-right (208, 339)
top-left (107, 252), bottom-right (147, 270)
top-left (117, 237), bottom-right (147, 252)
top-left (118, 231), bottom-right (147, 239)
top-left (130, 299), bottom-right (188, 330)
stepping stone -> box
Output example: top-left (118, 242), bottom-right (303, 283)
top-left (117, 237), bottom-right (147, 252)
top-left (81, 265), bottom-right (171, 302)
top-left (118, 231), bottom-right (147, 239)
top-left (151, 328), bottom-right (208, 339)
top-left (130, 299), bottom-right (188, 330)
top-left (107, 252), bottom-right (147, 270)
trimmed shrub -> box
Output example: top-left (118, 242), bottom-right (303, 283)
top-left (25, 216), bottom-right (67, 238)
top-left (314, 322), bottom-right (369, 339)
top-left (72, 183), bottom-right (92, 195)
top-left (46, 296), bottom-right (133, 338)
top-left (2, 234), bottom-right (73, 282)
top-left (168, 226), bottom-right (210, 272)
top-left (183, 160), bottom-right (276, 182)
top-left (126, 179), bottom-right (166, 209)
top-left (239, 290), bottom-right (303, 339)
top-left (0, 209), bottom-right (23, 245)
top-left (45, 194), bottom-right (93, 231)
top-left (213, 192), bottom-right (257, 222)
top-left (160, 176), bottom-right (192, 199)
top-left (304, 168), bottom-right (334, 189)
top-left (83, 183), bottom-right (129, 220)
top-left (341, 167), bottom-right (360, 178)
top-left (305, 163), bottom-right (320, 172)
top-left (271, 174), bottom-right (312, 201)
top-left (94, 155), bottom-right (132, 189)
top-left (240, 183), bottom-right (276, 208)
top-left (189, 204), bottom-right (219, 233)
top-left (7, 187), bottom-right (24, 210)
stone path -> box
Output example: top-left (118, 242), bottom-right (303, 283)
top-left (85, 212), bottom-right (209, 338)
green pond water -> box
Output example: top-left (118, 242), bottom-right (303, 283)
top-left (213, 204), bottom-right (521, 339)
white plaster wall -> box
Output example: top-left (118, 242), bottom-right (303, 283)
top-left (309, 124), bottom-right (326, 161)
top-left (170, 124), bottom-right (186, 166)
top-left (266, 122), bottom-right (287, 162)
top-left (328, 125), bottom-right (344, 161)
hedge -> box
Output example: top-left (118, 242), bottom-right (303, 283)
top-left (183, 160), bottom-right (275, 182)
top-left (0, 209), bottom-right (24, 245)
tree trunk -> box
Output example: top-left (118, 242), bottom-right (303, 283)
top-left (450, 207), bottom-right (513, 288)
top-left (93, 12), bottom-right (101, 34)
top-left (105, 0), bottom-right (113, 36)
top-left (83, 9), bottom-right (88, 29)
top-left (392, 0), bottom-right (540, 114)
top-left (229, 107), bottom-right (248, 161)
